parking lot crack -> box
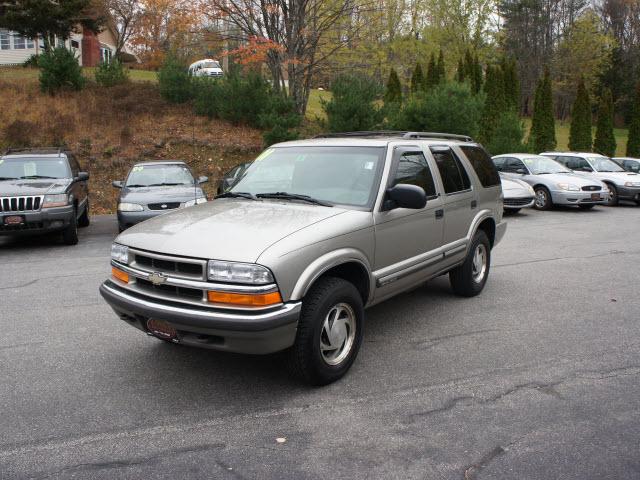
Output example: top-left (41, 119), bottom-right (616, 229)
top-left (413, 330), bottom-right (498, 350)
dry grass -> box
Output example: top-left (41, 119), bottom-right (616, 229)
top-left (0, 79), bottom-right (262, 213)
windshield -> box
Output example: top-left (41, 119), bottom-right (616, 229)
top-left (230, 146), bottom-right (386, 208)
top-left (0, 157), bottom-right (70, 179)
top-left (588, 157), bottom-right (625, 172)
top-left (522, 156), bottom-right (571, 174)
top-left (125, 164), bottom-right (194, 187)
top-left (202, 61), bottom-right (220, 69)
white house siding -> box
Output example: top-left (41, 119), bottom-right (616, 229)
top-left (0, 29), bottom-right (38, 65)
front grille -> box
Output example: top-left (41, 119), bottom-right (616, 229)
top-left (148, 202), bottom-right (181, 211)
top-left (0, 196), bottom-right (43, 212)
top-left (131, 249), bottom-right (206, 280)
top-left (504, 197), bottom-right (534, 207)
top-left (582, 186), bottom-right (601, 191)
top-left (136, 277), bottom-right (204, 300)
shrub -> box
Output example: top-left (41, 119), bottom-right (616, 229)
top-left (193, 77), bottom-right (223, 118)
top-left (94, 59), bottom-right (128, 87)
top-left (38, 47), bottom-right (85, 94)
top-left (486, 111), bottom-right (528, 155)
top-left (263, 124), bottom-right (300, 147)
top-left (389, 82), bottom-right (484, 138)
top-left (216, 73), bottom-right (273, 126)
top-left (384, 68), bottom-right (402, 106)
top-left (322, 74), bottom-right (383, 132)
top-left (158, 55), bottom-right (192, 103)
top-left (23, 54), bottom-right (39, 68)
top-left (3, 120), bottom-right (39, 147)
top-left (259, 95), bottom-right (301, 147)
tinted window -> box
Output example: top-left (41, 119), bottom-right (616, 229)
top-left (559, 156), bottom-right (591, 171)
top-left (460, 145), bottom-right (501, 187)
top-left (623, 160), bottom-right (640, 172)
top-left (391, 151), bottom-right (436, 197)
top-left (432, 147), bottom-right (471, 194)
top-left (492, 157), bottom-right (508, 171)
top-left (504, 158), bottom-right (527, 173)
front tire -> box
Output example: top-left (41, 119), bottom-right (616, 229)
top-left (534, 186), bottom-right (553, 210)
top-left (286, 277), bottom-right (364, 386)
top-left (605, 183), bottom-right (618, 206)
top-left (62, 208), bottom-right (79, 245)
top-left (449, 230), bottom-right (491, 297)
top-left (78, 201), bottom-right (90, 227)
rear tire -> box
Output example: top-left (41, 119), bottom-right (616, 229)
top-left (286, 277), bottom-right (364, 386)
top-left (78, 201), bottom-right (90, 227)
top-left (605, 183), bottom-right (618, 206)
top-left (533, 186), bottom-right (553, 210)
top-left (449, 230), bottom-right (491, 297)
top-left (62, 208), bottom-right (79, 245)
top-left (504, 208), bottom-right (521, 214)
top-left (579, 204), bottom-right (595, 210)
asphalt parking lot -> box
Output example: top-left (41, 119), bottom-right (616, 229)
top-left (1, 205), bottom-right (640, 479)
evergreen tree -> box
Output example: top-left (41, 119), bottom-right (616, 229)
top-left (436, 49), bottom-right (446, 83)
top-left (594, 88), bottom-right (616, 156)
top-left (479, 65), bottom-right (507, 145)
top-left (384, 68), bottom-right (402, 105)
top-left (471, 54), bottom-right (483, 94)
top-left (529, 68), bottom-right (556, 152)
top-left (426, 53), bottom-right (438, 90)
top-left (455, 58), bottom-right (465, 83)
top-left (568, 77), bottom-right (592, 151)
top-left (626, 82), bottom-right (640, 157)
top-left (501, 57), bottom-right (520, 112)
top-left (411, 63), bottom-right (425, 94)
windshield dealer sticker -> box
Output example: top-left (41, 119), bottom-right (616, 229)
top-left (132, 166), bottom-right (144, 172)
top-left (364, 161), bottom-right (374, 170)
top-left (255, 149), bottom-right (274, 162)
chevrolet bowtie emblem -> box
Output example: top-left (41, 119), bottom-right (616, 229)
top-left (148, 272), bottom-right (167, 285)
top-left (161, 204), bottom-right (167, 209)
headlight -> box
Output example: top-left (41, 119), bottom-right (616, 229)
top-left (556, 183), bottom-right (580, 191)
top-left (183, 197), bottom-right (208, 208)
top-left (624, 181), bottom-right (640, 187)
top-left (111, 243), bottom-right (129, 264)
top-left (42, 194), bottom-right (70, 208)
top-left (118, 202), bottom-right (144, 212)
top-left (527, 185), bottom-right (535, 195)
top-left (207, 260), bottom-right (274, 284)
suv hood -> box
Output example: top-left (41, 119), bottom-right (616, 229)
top-left (120, 185), bottom-right (203, 205)
top-left (116, 198), bottom-right (347, 263)
top-left (0, 178), bottom-right (71, 196)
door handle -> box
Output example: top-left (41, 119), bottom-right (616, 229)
top-left (435, 209), bottom-right (444, 219)
top-left (470, 200), bottom-right (477, 209)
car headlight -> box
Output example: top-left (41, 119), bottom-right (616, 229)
top-left (111, 243), bottom-right (129, 264)
top-left (527, 185), bottom-right (535, 195)
top-left (624, 181), bottom-right (640, 187)
top-left (42, 194), bottom-right (70, 208)
top-left (183, 197), bottom-right (208, 208)
top-left (118, 202), bottom-right (144, 212)
top-left (556, 183), bottom-right (580, 191)
top-left (207, 260), bottom-right (274, 284)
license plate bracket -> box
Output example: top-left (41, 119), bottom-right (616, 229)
top-left (3, 215), bottom-right (25, 225)
top-left (591, 193), bottom-right (600, 200)
top-left (146, 318), bottom-right (178, 340)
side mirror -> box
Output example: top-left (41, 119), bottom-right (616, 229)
top-left (515, 168), bottom-right (527, 175)
top-left (384, 184), bottom-right (427, 210)
top-left (77, 172), bottom-right (89, 181)
top-left (112, 180), bottom-right (123, 189)
top-left (197, 175), bottom-right (209, 184)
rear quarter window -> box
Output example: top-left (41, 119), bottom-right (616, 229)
top-left (459, 145), bottom-right (501, 187)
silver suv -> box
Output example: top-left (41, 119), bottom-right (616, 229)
top-left (100, 132), bottom-right (507, 385)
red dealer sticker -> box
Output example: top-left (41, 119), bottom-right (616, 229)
top-left (4, 216), bottom-right (24, 225)
top-left (146, 319), bottom-right (177, 340)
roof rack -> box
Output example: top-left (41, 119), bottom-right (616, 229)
top-left (2, 146), bottom-right (66, 157)
top-left (313, 131), bottom-right (474, 142)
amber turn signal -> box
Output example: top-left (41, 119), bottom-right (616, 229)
top-left (207, 290), bottom-right (282, 307)
top-left (112, 266), bottom-right (130, 284)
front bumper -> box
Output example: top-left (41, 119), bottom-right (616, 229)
top-left (550, 190), bottom-right (608, 206)
top-left (495, 221), bottom-right (507, 246)
top-left (117, 209), bottom-right (173, 229)
top-left (99, 280), bottom-right (300, 354)
top-left (503, 195), bottom-right (535, 210)
top-left (0, 205), bottom-right (74, 236)
top-left (615, 185), bottom-right (640, 201)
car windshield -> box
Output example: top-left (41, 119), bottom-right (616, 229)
top-left (125, 164), bottom-right (194, 187)
top-left (0, 157), bottom-right (70, 180)
top-left (588, 157), bottom-right (625, 172)
top-left (230, 146), bottom-right (386, 208)
top-left (522, 156), bottom-right (570, 174)
top-left (202, 61), bottom-right (220, 68)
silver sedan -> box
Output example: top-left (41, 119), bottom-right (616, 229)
top-left (500, 173), bottom-right (535, 213)
top-left (493, 154), bottom-right (608, 210)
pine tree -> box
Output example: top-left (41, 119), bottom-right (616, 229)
top-left (501, 57), bottom-right (520, 112)
top-left (568, 77), bottom-right (592, 151)
top-left (479, 65), bottom-right (507, 145)
top-left (455, 58), bottom-right (465, 83)
top-left (464, 50), bottom-right (474, 82)
top-left (529, 68), bottom-right (556, 152)
top-left (626, 82), bottom-right (640, 157)
top-left (426, 53), bottom-right (438, 90)
top-left (384, 68), bottom-right (402, 105)
top-left (411, 62), bottom-right (425, 94)
top-left (436, 49), bottom-right (445, 83)
top-left (594, 88), bottom-right (616, 156)
top-left (471, 54), bottom-right (483, 94)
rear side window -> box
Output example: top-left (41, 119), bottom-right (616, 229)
top-left (431, 147), bottom-right (471, 194)
top-left (391, 151), bottom-right (437, 197)
top-left (460, 145), bottom-right (501, 187)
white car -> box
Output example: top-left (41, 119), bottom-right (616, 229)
top-left (188, 59), bottom-right (223, 78)
top-left (499, 173), bottom-right (535, 213)
top-left (541, 152), bottom-right (640, 206)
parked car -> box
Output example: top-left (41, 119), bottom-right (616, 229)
top-left (113, 161), bottom-right (208, 232)
top-left (499, 173), bottom-right (535, 213)
top-left (188, 59), bottom-right (223, 78)
top-left (0, 148), bottom-right (90, 245)
top-left (540, 152), bottom-right (640, 206)
top-left (100, 131), bottom-right (507, 385)
top-left (493, 154), bottom-right (608, 210)
top-left (612, 157), bottom-right (640, 174)
top-left (217, 162), bottom-right (252, 195)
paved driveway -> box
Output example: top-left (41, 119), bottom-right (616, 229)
top-left (1, 206), bottom-right (639, 479)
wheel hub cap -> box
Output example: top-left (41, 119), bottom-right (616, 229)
top-left (320, 303), bottom-right (356, 366)
top-left (472, 244), bottom-right (487, 283)
top-left (535, 190), bottom-right (546, 208)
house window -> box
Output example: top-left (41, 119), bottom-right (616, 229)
top-left (0, 30), bottom-right (9, 50)
top-left (71, 40), bottom-right (79, 49)
top-left (101, 47), bottom-right (113, 63)
top-left (13, 33), bottom-right (26, 49)
top-left (26, 37), bottom-right (34, 49)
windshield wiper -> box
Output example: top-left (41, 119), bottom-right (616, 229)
top-left (147, 182), bottom-right (188, 186)
top-left (125, 184), bottom-right (147, 188)
top-left (0, 176), bottom-right (18, 180)
top-left (256, 192), bottom-right (333, 207)
top-left (19, 175), bottom-right (58, 179)
top-left (216, 191), bottom-right (259, 201)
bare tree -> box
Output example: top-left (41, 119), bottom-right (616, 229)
top-left (104, 0), bottom-right (141, 55)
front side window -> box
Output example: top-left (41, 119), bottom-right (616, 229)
top-left (231, 146), bottom-right (385, 208)
top-left (460, 145), bottom-right (501, 187)
top-left (0, 157), bottom-right (71, 179)
top-left (391, 151), bottom-right (436, 197)
top-left (431, 147), bottom-right (471, 194)
top-left (623, 160), bottom-right (640, 173)
top-left (522, 156), bottom-right (570, 174)
top-left (505, 158), bottom-right (527, 173)
top-left (125, 164), bottom-right (195, 187)
top-left (588, 157), bottom-right (624, 172)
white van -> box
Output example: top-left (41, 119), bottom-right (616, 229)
top-left (188, 59), bottom-right (224, 78)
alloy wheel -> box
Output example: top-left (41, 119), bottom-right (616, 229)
top-left (471, 243), bottom-right (488, 283)
top-left (320, 303), bottom-right (356, 366)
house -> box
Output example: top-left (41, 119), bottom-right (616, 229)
top-left (0, 24), bottom-right (117, 66)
